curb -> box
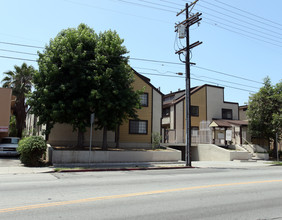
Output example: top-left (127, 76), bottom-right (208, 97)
top-left (57, 166), bottom-right (194, 173)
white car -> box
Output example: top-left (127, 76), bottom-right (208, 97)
top-left (0, 137), bottom-right (20, 156)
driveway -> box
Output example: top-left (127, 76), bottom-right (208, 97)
top-left (0, 156), bottom-right (21, 167)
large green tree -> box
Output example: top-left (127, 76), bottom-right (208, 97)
top-left (94, 30), bottom-right (141, 150)
top-left (247, 77), bottom-right (282, 156)
top-left (30, 24), bottom-right (141, 148)
top-left (1, 63), bottom-right (36, 138)
top-left (30, 24), bottom-right (98, 147)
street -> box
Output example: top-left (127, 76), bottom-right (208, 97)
top-left (1, 163), bottom-right (282, 220)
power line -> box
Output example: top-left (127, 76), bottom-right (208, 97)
top-left (139, 71), bottom-right (256, 93)
top-left (0, 53), bottom-right (261, 92)
top-left (202, 19), bottom-right (282, 49)
top-left (0, 55), bottom-right (37, 62)
top-left (191, 65), bottom-right (262, 85)
top-left (197, 9), bottom-right (282, 41)
top-left (0, 48), bottom-right (38, 56)
top-left (138, 0), bottom-right (180, 11)
top-left (194, 3), bottom-right (282, 38)
top-left (0, 45), bottom-right (264, 85)
top-left (0, 41), bottom-right (44, 49)
top-left (214, 0), bottom-right (282, 28)
top-left (200, 0), bottom-right (282, 31)
top-left (63, 0), bottom-right (172, 24)
top-left (201, 16), bottom-right (282, 47)
top-left (117, 0), bottom-right (177, 13)
top-left (130, 57), bottom-right (263, 84)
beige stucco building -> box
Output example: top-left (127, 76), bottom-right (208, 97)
top-left (162, 85), bottom-right (250, 146)
top-left (26, 70), bottom-right (163, 148)
top-left (0, 88), bottom-right (12, 138)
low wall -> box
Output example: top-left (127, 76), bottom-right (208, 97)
top-left (253, 152), bottom-right (269, 160)
top-left (49, 147), bottom-right (181, 164)
top-left (192, 144), bottom-right (252, 161)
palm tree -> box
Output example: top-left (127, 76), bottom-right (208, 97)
top-left (1, 63), bottom-right (36, 138)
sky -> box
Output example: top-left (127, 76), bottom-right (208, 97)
top-left (0, 0), bottom-right (281, 106)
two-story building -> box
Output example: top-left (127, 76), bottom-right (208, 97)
top-left (162, 84), bottom-right (249, 146)
top-left (26, 70), bottom-right (163, 149)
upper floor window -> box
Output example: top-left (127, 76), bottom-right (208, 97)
top-left (129, 120), bottom-right (148, 134)
top-left (222, 108), bottom-right (232, 119)
top-left (140, 93), bottom-right (148, 107)
top-left (163, 107), bottom-right (170, 117)
top-left (191, 106), bottom-right (199, 117)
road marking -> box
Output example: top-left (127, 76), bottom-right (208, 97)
top-left (1, 179), bottom-right (282, 213)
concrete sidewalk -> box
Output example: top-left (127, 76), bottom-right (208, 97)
top-left (0, 160), bottom-right (274, 175)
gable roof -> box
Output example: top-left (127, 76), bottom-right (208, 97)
top-left (209, 119), bottom-right (248, 128)
top-left (132, 68), bottom-right (163, 96)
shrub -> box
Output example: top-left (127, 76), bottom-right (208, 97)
top-left (152, 132), bottom-right (162, 149)
top-left (17, 136), bottom-right (47, 167)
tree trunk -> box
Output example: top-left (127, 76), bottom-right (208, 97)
top-left (273, 138), bottom-right (277, 159)
top-left (116, 125), bottom-right (120, 148)
top-left (77, 129), bottom-right (85, 148)
top-left (15, 97), bottom-right (25, 138)
top-left (102, 126), bottom-right (108, 151)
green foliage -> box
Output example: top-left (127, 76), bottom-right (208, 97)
top-left (9, 115), bottom-right (17, 137)
top-left (17, 136), bottom-right (47, 167)
top-left (152, 132), bottom-right (162, 149)
top-left (93, 30), bottom-right (141, 132)
top-left (1, 63), bottom-right (36, 138)
top-left (247, 77), bottom-right (282, 144)
top-left (29, 24), bottom-right (141, 148)
top-left (29, 24), bottom-right (98, 141)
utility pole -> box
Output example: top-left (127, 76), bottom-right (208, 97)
top-left (175, 1), bottom-right (202, 167)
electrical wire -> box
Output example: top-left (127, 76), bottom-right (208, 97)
top-left (194, 2), bottom-right (282, 37)
top-left (214, 0), bottom-right (282, 28)
top-left (138, 71), bottom-right (257, 93)
top-left (0, 43), bottom-right (265, 85)
top-left (200, 0), bottom-right (282, 31)
top-left (0, 41), bottom-right (44, 49)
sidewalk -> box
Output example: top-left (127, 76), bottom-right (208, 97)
top-left (0, 160), bottom-right (274, 175)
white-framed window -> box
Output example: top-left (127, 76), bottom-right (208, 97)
top-left (129, 120), bottom-right (148, 134)
top-left (140, 93), bottom-right (148, 107)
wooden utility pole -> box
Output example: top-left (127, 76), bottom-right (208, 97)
top-left (175, 1), bottom-right (202, 167)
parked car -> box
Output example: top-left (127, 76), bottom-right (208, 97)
top-left (0, 137), bottom-right (20, 156)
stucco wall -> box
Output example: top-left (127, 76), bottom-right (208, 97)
top-left (170, 105), bottom-right (174, 129)
top-left (0, 88), bottom-right (12, 138)
top-left (152, 89), bottom-right (162, 135)
top-left (239, 108), bottom-right (248, 120)
top-left (119, 73), bottom-right (152, 144)
top-left (206, 86), bottom-right (239, 120)
top-left (191, 86), bottom-right (207, 127)
top-left (48, 123), bottom-right (115, 147)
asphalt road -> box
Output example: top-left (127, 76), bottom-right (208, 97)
top-left (1, 165), bottom-right (282, 219)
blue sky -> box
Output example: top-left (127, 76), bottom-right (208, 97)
top-left (1, 0), bottom-right (281, 105)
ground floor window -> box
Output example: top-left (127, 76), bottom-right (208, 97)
top-left (129, 120), bottom-right (148, 134)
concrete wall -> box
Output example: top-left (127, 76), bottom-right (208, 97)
top-left (50, 148), bottom-right (181, 164)
top-left (206, 86), bottom-right (239, 121)
top-left (192, 144), bottom-right (251, 161)
top-left (0, 88), bottom-right (12, 138)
